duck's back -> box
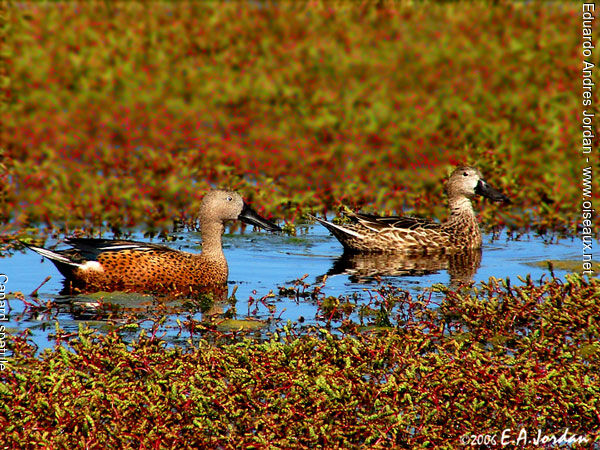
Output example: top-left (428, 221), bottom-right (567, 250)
top-left (30, 238), bottom-right (229, 294)
top-left (81, 247), bottom-right (229, 292)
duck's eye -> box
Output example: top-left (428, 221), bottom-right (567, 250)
top-left (463, 172), bottom-right (469, 177)
top-left (227, 196), bottom-right (233, 201)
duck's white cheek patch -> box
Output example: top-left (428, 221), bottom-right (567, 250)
top-left (80, 261), bottom-right (104, 273)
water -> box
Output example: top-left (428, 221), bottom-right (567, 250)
top-left (0, 223), bottom-right (586, 351)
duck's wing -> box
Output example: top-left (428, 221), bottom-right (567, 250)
top-left (351, 212), bottom-right (440, 232)
top-left (63, 238), bottom-right (177, 261)
top-left (24, 238), bottom-right (177, 268)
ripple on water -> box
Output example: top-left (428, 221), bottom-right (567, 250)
top-left (1, 226), bottom-right (590, 351)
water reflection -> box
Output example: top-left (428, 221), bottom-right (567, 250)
top-left (4, 227), bottom-right (583, 351)
top-left (17, 285), bottom-right (228, 328)
top-left (323, 248), bottom-right (482, 286)
top-left (59, 278), bottom-right (229, 303)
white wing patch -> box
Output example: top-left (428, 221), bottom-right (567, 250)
top-left (80, 261), bottom-right (104, 272)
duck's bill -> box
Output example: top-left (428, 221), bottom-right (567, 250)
top-left (239, 203), bottom-right (282, 232)
top-left (475, 180), bottom-right (511, 203)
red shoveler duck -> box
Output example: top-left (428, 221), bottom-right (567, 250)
top-left (25, 190), bottom-right (281, 295)
top-left (313, 166), bottom-right (510, 254)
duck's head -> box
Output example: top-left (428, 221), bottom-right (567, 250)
top-left (447, 166), bottom-right (510, 203)
top-left (200, 190), bottom-right (281, 232)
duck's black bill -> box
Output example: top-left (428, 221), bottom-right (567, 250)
top-left (475, 180), bottom-right (511, 204)
top-left (239, 203), bottom-right (282, 232)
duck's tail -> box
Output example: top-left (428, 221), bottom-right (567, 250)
top-left (25, 244), bottom-right (79, 267)
top-left (309, 215), bottom-right (366, 240)
top-left (22, 241), bottom-right (83, 279)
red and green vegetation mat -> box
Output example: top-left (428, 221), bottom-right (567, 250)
top-left (2, 1), bottom-right (597, 250)
top-left (2, 274), bottom-right (599, 447)
top-left (2, 2), bottom-right (597, 447)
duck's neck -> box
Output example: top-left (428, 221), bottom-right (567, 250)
top-left (200, 220), bottom-right (225, 260)
top-left (447, 197), bottom-right (475, 222)
top-left (445, 196), bottom-right (482, 247)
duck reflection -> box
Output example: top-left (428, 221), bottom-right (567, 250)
top-left (60, 279), bottom-right (229, 303)
top-left (324, 248), bottom-right (482, 286)
top-left (29, 281), bottom-right (231, 323)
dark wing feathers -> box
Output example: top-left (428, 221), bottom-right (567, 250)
top-left (352, 212), bottom-right (440, 231)
top-left (63, 238), bottom-right (177, 261)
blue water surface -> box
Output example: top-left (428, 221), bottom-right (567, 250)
top-left (0, 223), bottom-right (585, 352)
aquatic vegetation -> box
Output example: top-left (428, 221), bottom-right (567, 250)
top-left (1, 1), bottom-right (593, 252)
top-left (1, 274), bottom-right (598, 447)
top-left (1, 1), bottom-right (597, 446)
